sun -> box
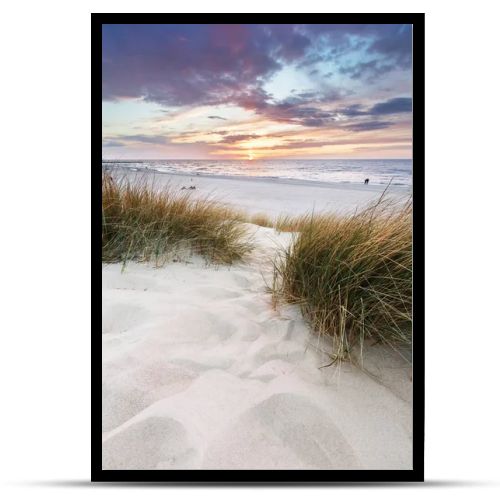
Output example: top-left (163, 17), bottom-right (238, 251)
top-left (247, 153), bottom-right (254, 160)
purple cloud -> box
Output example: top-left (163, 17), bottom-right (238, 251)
top-left (336, 98), bottom-right (412, 120)
top-left (102, 24), bottom-right (289, 106)
top-left (102, 24), bottom-right (412, 140)
top-left (102, 24), bottom-right (411, 110)
top-left (369, 97), bottom-right (412, 114)
top-left (346, 121), bottom-right (393, 132)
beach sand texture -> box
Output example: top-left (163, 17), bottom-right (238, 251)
top-left (112, 169), bottom-right (411, 217)
top-left (102, 177), bottom-right (412, 470)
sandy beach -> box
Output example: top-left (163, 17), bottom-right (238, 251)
top-left (102, 174), bottom-right (412, 470)
top-left (111, 168), bottom-right (411, 217)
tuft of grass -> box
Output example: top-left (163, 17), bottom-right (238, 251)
top-left (249, 212), bottom-right (275, 228)
top-left (102, 173), bottom-right (253, 265)
top-left (271, 196), bottom-right (412, 362)
top-left (274, 213), bottom-right (310, 233)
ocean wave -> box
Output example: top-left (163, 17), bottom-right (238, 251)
top-left (102, 159), bottom-right (412, 186)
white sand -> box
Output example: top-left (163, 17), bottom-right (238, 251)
top-left (113, 168), bottom-right (411, 217)
top-left (102, 175), bottom-right (412, 470)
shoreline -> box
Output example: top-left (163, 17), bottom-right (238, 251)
top-left (104, 164), bottom-right (412, 190)
top-left (106, 166), bottom-right (411, 217)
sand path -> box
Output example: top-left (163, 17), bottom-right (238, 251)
top-left (102, 224), bottom-right (412, 470)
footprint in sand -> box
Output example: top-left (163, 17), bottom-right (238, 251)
top-left (102, 362), bottom-right (197, 432)
top-left (102, 416), bottom-right (196, 469)
top-left (202, 393), bottom-right (360, 469)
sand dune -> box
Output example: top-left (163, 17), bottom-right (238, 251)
top-left (102, 223), bottom-right (412, 470)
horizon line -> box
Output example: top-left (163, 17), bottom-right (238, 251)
top-left (101, 157), bottom-right (413, 162)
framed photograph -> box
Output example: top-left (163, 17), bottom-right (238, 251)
top-left (94, 13), bottom-right (424, 482)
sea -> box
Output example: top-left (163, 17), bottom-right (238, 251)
top-left (102, 159), bottom-right (412, 187)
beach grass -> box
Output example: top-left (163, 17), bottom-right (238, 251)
top-left (271, 196), bottom-right (412, 362)
top-left (274, 213), bottom-right (310, 233)
top-left (102, 173), bottom-right (252, 265)
top-left (249, 212), bottom-right (275, 228)
top-left (102, 170), bottom-right (412, 361)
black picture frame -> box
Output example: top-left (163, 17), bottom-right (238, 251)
top-left (93, 13), bottom-right (425, 483)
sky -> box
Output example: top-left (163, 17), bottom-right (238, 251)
top-left (102, 24), bottom-right (412, 160)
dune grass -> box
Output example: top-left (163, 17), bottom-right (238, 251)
top-left (102, 170), bottom-right (412, 361)
top-left (271, 197), bottom-right (412, 362)
top-left (249, 212), bottom-right (275, 228)
top-left (274, 213), bottom-right (310, 233)
top-left (102, 173), bottom-right (253, 265)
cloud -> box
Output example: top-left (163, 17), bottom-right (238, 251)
top-left (103, 134), bottom-right (170, 145)
top-left (102, 24), bottom-right (287, 106)
top-left (102, 24), bottom-right (412, 158)
top-left (354, 144), bottom-right (410, 152)
top-left (336, 104), bottom-right (369, 117)
top-left (234, 88), bottom-right (343, 127)
top-left (218, 134), bottom-right (260, 144)
top-left (271, 140), bottom-right (334, 149)
top-left (368, 25), bottom-right (412, 69)
top-left (244, 133), bottom-right (412, 152)
top-left (102, 24), bottom-right (412, 113)
top-left (339, 60), bottom-right (396, 81)
top-left (303, 24), bottom-right (412, 69)
top-left (346, 121), bottom-right (393, 132)
top-left (369, 97), bottom-right (412, 114)
top-left (261, 24), bottom-right (312, 62)
top-left (263, 105), bottom-right (338, 127)
top-left (335, 98), bottom-right (412, 120)
top-left (207, 130), bottom-right (229, 136)
top-left (102, 140), bottom-right (125, 147)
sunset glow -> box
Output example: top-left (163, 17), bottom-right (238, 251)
top-left (102, 24), bottom-right (412, 160)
